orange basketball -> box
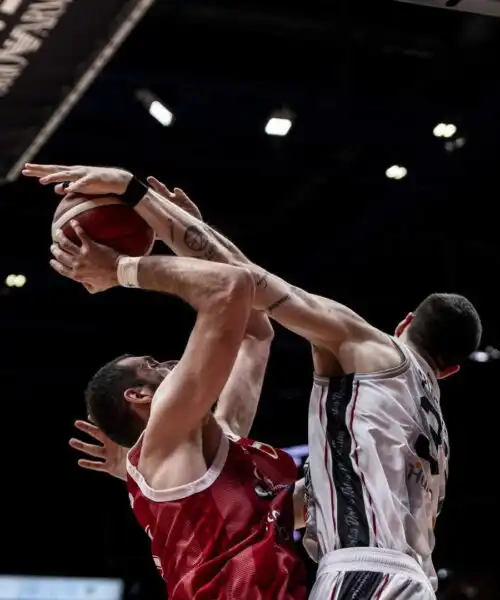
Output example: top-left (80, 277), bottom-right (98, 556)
top-left (52, 193), bottom-right (155, 256)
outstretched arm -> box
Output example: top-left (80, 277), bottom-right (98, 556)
top-left (23, 162), bottom-right (272, 441)
top-left (25, 164), bottom-right (369, 354)
top-left (120, 174), bottom-right (369, 353)
top-left (135, 258), bottom-right (254, 472)
top-left (146, 179), bottom-right (274, 437)
top-left (132, 176), bottom-right (370, 355)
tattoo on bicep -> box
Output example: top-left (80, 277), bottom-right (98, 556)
top-left (268, 294), bottom-right (291, 312)
top-left (256, 272), bottom-right (269, 289)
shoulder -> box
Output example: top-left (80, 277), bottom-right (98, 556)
top-left (313, 321), bottom-right (403, 376)
top-left (343, 329), bottom-right (404, 373)
top-left (134, 418), bottom-right (229, 494)
top-left (127, 433), bottom-right (231, 504)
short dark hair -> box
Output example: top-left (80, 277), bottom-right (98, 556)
top-left (85, 354), bottom-right (146, 448)
top-left (407, 293), bottom-right (482, 370)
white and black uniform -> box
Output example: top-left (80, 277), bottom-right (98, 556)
top-left (304, 338), bottom-right (448, 599)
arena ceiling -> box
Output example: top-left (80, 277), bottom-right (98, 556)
top-left (1, 0), bottom-right (498, 595)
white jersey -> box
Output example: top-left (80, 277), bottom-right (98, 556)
top-left (303, 338), bottom-right (448, 591)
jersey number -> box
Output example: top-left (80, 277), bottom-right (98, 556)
top-left (415, 396), bottom-right (443, 476)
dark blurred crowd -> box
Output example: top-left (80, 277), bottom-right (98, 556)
top-left (436, 570), bottom-right (495, 599)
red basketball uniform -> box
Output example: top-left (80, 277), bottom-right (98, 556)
top-left (126, 433), bottom-right (307, 600)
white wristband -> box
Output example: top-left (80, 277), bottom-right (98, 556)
top-left (117, 257), bottom-right (141, 288)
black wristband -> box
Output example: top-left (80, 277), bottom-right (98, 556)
top-left (120, 176), bottom-right (148, 207)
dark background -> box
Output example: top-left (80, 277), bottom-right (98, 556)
top-left (1, 0), bottom-right (498, 598)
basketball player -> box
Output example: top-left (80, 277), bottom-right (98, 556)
top-left (26, 164), bottom-right (482, 598)
top-left (48, 225), bottom-right (307, 599)
top-left (67, 183), bottom-right (275, 481)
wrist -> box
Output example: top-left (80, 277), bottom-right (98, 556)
top-left (116, 256), bottom-right (141, 288)
top-left (106, 254), bottom-right (123, 287)
top-left (120, 174), bottom-right (148, 207)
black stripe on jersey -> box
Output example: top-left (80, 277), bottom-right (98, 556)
top-left (337, 570), bottom-right (384, 599)
top-left (325, 374), bottom-right (370, 548)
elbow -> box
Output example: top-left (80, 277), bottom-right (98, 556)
top-left (217, 266), bottom-right (255, 313)
top-left (229, 267), bottom-right (255, 305)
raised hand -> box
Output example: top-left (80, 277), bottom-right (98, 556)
top-left (69, 420), bottom-right (128, 481)
top-left (147, 176), bottom-right (203, 221)
top-left (50, 221), bottom-right (121, 292)
top-left (22, 163), bottom-right (132, 196)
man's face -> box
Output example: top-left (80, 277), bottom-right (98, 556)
top-left (118, 355), bottom-right (176, 392)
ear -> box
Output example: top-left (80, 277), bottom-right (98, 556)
top-left (437, 365), bottom-right (460, 380)
top-left (395, 312), bottom-right (414, 337)
top-left (124, 386), bottom-right (153, 406)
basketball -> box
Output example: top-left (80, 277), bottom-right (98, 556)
top-left (52, 193), bottom-right (155, 256)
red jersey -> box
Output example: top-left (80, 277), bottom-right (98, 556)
top-left (126, 433), bottom-right (307, 600)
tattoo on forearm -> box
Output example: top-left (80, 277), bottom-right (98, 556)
top-left (256, 272), bottom-right (269, 289)
top-left (183, 225), bottom-right (221, 261)
top-left (268, 294), bottom-right (291, 312)
top-left (203, 243), bottom-right (217, 260)
top-left (184, 225), bottom-right (210, 252)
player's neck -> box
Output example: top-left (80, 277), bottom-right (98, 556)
top-left (399, 332), bottom-right (438, 374)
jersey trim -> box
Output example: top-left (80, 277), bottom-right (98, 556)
top-left (126, 433), bottom-right (230, 502)
top-left (354, 338), bottom-right (409, 381)
top-left (313, 337), bottom-right (409, 385)
top-left (324, 374), bottom-right (373, 548)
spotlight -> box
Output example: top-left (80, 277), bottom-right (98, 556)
top-left (433, 123), bottom-right (457, 139)
top-left (136, 89), bottom-right (174, 127)
top-left (385, 165), bottom-right (407, 180)
top-left (470, 346), bottom-right (500, 363)
top-left (265, 108), bottom-right (294, 137)
top-left (5, 274), bottom-right (26, 288)
top-left (149, 100), bottom-right (174, 127)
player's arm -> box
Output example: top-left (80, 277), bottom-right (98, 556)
top-left (135, 188), bottom-right (272, 441)
top-left (28, 164), bottom-right (370, 353)
top-left (36, 164), bottom-right (274, 434)
top-left (125, 257), bottom-right (254, 470)
top-left (146, 177), bottom-right (249, 261)
top-left (128, 180), bottom-right (371, 353)
top-left (146, 180), bottom-right (274, 438)
top-left (50, 225), bottom-right (254, 468)
top-left (23, 163), bottom-right (241, 264)
top-left (293, 478), bottom-right (306, 530)
top-left (214, 310), bottom-right (273, 437)
top-left (130, 182), bottom-right (369, 354)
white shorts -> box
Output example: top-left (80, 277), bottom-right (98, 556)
top-left (309, 548), bottom-right (436, 600)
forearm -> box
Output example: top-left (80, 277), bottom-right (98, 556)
top-left (134, 255), bottom-right (246, 311)
top-left (134, 189), bottom-right (289, 306)
top-left (231, 262), bottom-right (360, 349)
top-left (214, 332), bottom-right (271, 437)
top-left (132, 185), bottom-right (336, 341)
top-left (210, 227), bottom-right (247, 262)
top-left (135, 189), bottom-right (233, 263)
